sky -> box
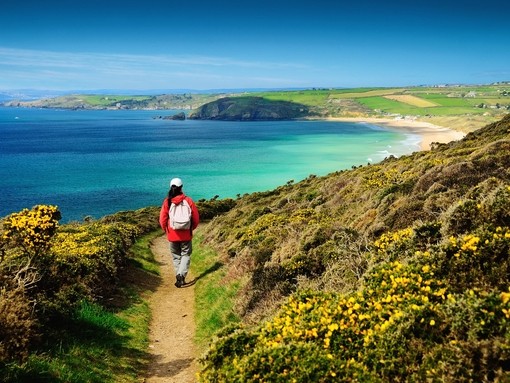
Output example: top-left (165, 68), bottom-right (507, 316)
top-left (0, 0), bottom-right (509, 92)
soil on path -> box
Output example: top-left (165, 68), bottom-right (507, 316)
top-left (144, 235), bottom-right (197, 383)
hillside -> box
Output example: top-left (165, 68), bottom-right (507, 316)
top-left (3, 93), bottom-right (223, 110)
top-left (187, 96), bottom-right (309, 120)
top-left (197, 114), bottom-right (510, 381)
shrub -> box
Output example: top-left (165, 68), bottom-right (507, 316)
top-left (437, 226), bottom-right (510, 291)
top-left (0, 205), bottom-right (148, 363)
top-left (0, 287), bottom-right (38, 362)
top-left (199, 259), bottom-right (510, 382)
top-left (2, 205), bottom-right (60, 257)
top-left (196, 198), bottom-right (237, 221)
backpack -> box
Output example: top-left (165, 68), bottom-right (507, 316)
top-left (169, 199), bottom-right (192, 230)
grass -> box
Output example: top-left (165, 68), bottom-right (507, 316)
top-left (329, 88), bottom-right (406, 99)
top-left (192, 229), bottom-right (242, 352)
top-left (2, 299), bottom-right (150, 383)
top-left (127, 230), bottom-right (162, 275)
top-left (357, 96), bottom-right (424, 115)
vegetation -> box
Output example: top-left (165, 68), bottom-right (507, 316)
top-left (0, 206), bottom-right (162, 382)
top-left (192, 233), bottom-right (241, 352)
top-left (1, 103), bottom-right (510, 380)
top-left (0, 196), bottom-right (237, 381)
top-left (188, 96), bottom-right (310, 121)
top-left (197, 114), bottom-right (510, 381)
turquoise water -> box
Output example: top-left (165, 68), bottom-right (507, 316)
top-left (0, 107), bottom-right (420, 221)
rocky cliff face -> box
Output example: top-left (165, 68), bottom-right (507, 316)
top-left (188, 96), bottom-right (309, 120)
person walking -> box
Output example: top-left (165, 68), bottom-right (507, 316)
top-left (159, 178), bottom-right (200, 288)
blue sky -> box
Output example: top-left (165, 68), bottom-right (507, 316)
top-left (1, 0), bottom-right (509, 91)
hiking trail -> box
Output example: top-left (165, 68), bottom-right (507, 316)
top-left (144, 235), bottom-right (197, 383)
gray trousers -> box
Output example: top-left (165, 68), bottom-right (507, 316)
top-left (170, 241), bottom-right (192, 278)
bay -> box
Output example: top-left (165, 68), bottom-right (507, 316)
top-left (0, 107), bottom-right (420, 222)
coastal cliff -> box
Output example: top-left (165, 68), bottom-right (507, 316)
top-left (187, 96), bottom-right (310, 120)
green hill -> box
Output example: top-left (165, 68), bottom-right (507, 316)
top-left (187, 96), bottom-right (309, 120)
top-left (197, 114), bottom-right (510, 381)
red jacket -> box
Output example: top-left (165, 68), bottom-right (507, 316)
top-left (159, 194), bottom-right (199, 242)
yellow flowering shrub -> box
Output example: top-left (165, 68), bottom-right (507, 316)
top-left (2, 205), bottom-right (60, 256)
top-left (0, 205), bottom-right (61, 362)
top-left (200, 256), bottom-right (510, 382)
top-left (44, 221), bottom-right (140, 312)
top-left (441, 226), bottom-right (510, 291)
top-left (373, 227), bottom-right (415, 262)
top-left (362, 166), bottom-right (414, 191)
top-left (197, 118), bottom-right (510, 381)
top-left (238, 213), bottom-right (287, 245)
top-left (0, 204), bottom-right (157, 368)
top-left (0, 205), bottom-right (144, 360)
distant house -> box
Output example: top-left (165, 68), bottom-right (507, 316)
top-left (466, 91), bottom-right (476, 98)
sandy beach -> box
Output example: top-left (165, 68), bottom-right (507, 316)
top-left (325, 117), bottom-right (466, 151)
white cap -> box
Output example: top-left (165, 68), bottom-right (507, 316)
top-left (170, 178), bottom-right (183, 187)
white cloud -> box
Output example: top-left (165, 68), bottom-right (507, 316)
top-left (0, 47), bottom-right (309, 90)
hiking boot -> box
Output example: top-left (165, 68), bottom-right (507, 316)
top-left (175, 274), bottom-right (184, 288)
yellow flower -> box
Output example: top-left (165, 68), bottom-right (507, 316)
top-left (429, 319), bottom-right (436, 326)
top-left (500, 291), bottom-right (510, 304)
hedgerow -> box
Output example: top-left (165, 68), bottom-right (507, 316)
top-left (0, 205), bottom-right (157, 363)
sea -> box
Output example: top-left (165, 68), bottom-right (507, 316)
top-left (0, 107), bottom-right (421, 222)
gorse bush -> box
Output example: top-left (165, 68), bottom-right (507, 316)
top-left (200, 219), bottom-right (510, 381)
top-left (0, 205), bottom-right (61, 362)
top-left (39, 220), bottom-right (140, 319)
top-left (199, 115), bottom-right (510, 381)
top-left (196, 197), bottom-right (237, 220)
top-left (0, 205), bottom-right (154, 363)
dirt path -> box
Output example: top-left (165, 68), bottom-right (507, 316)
top-left (144, 235), bottom-right (197, 383)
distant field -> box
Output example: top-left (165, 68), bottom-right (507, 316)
top-left (383, 94), bottom-right (439, 107)
top-left (357, 96), bottom-right (487, 116)
top-left (329, 88), bottom-right (405, 99)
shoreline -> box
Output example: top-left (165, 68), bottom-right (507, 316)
top-left (324, 117), bottom-right (466, 151)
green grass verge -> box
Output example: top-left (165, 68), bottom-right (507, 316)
top-left (2, 301), bottom-right (150, 383)
top-left (192, 229), bottom-right (241, 352)
top-left (127, 230), bottom-right (162, 275)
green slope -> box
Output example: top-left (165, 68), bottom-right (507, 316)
top-left (197, 114), bottom-right (510, 382)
